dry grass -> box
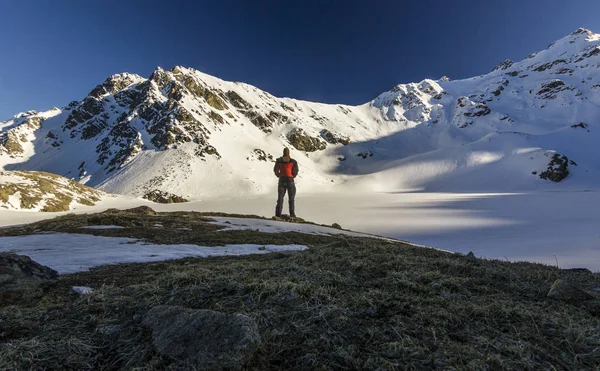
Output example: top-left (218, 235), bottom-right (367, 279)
top-left (1, 210), bottom-right (600, 370)
top-left (0, 171), bottom-right (101, 212)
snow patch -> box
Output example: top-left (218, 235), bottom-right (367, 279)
top-left (0, 233), bottom-right (308, 274)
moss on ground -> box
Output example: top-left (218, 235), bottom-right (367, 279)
top-left (1, 210), bottom-right (599, 370)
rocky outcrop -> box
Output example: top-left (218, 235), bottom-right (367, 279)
top-left (143, 305), bottom-right (260, 370)
top-left (0, 253), bottom-right (58, 306)
top-left (492, 59), bottom-right (514, 71)
top-left (536, 80), bottom-right (573, 99)
top-left (143, 190), bottom-right (188, 203)
top-left (539, 153), bottom-right (576, 182)
top-left (320, 129), bottom-right (350, 145)
top-left (287, 128), bottom-right (326, 152)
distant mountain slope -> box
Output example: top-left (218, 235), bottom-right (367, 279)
top-left (0, 171), bottom-right (106, 212)
top-left (1, 28), bottom-right (599, 198)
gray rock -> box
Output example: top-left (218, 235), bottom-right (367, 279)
top-left (0, 253), bottom-right (58, 306)
top-left (547, 279), bottom-right (596, 301)
top-left (124, 206), bottom-right (157, 215)
top-left (142, 305), bottom-right (260, 370)
top-left (143, 190), bottom-right (188, 204)
top-left (465, 251), bottom-right (477, 263)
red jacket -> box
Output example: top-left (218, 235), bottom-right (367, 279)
top-left (273, 155), bottom-right (298, 178)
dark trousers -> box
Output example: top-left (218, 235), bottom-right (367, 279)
top-left (275, 178), bottom-right (296, 217)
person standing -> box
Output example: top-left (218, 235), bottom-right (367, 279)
top-left (273, 147), bottom-right (299, 217)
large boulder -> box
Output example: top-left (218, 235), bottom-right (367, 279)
top-left (0, 253), bottom-right (58, 306)
top-left (547, 279), bottom-right (596, 301)
top-left (142, 305), bottom-right (260, 370)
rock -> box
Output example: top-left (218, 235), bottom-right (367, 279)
top-left (547, 279), bottom-right (596, 301)
top-left (536, 79), bottom-right (571, 99)
top-left (492, 59), bottom-right (514, 71)
top-left (331, 223), bottom-right (342, 230)
top-left (0, 253), bottom-right (58, 306)
top-left (320, 129), bottom-right (350, 145)
top-left (123, 206), bottom-right (157, 215)
top-left (286, 128), bottom-right (327, 152)
top-left (143, 190), bottom-right (188, 204)
top-left (72, 286), bottom-right (93, 295)
top-left (539, 153), bottom-right (575, 182)
top-left (143, 305), bottom-right (260, 370)
top-left (465, 251), bottom-right (477, 263)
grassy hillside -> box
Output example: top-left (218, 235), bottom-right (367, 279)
top-left (1, 209), bottom-right (599, 370)
top-left (0, 170), bottom-right (103, 212)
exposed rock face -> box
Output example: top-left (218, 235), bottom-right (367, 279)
top-left (142, 305), bottom-right (261, 370)
top-left (287, 128), bottom-right (326, 152)
top-left (537, 80), bottom-right (572, 99)
top-left (143, 190), bottom-right (188, 203)
top-left (0, 253), bottom-right (58, 306)
top-left (320, 129), bottom-right (350, 145)
top-left (492, 59), bottom-right (514, 71)
top-left (539, 153), bottom-right (576, 182)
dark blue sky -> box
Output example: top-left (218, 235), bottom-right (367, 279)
top-left (1, 0), bottom-right (599, 119)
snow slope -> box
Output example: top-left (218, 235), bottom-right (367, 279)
top-left (1, 28), bottom-right (599, 198)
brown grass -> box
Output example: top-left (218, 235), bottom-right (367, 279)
top-left (1, 210), bottom-right (599, 370)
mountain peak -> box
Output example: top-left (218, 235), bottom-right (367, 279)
top-left (571, 27), bottom-right (594, 37)
top-left (88, 73), bottom-right (144, 99)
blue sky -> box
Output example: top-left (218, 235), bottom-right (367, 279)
top-left (1, 0), bottom-right (599, 119)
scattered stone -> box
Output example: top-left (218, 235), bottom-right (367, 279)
top-left (547, 279), bottom-right (596, 301)
top-left (356, 151), bottom-right (373, 159)
top-left (72, 286), bottom-right (93, 295)
top-left (0, 253), bottom-right (58, 306)
top-left (272, 215), bottom-right (306, 223)
top-left (331, 223), bottom-right (342, 230)
top-left (251, 149), bottom-right (274, 162)
top-left (142, 305), bottom-right (260, 370)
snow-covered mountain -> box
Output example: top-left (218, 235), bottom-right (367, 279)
top-left (2, 28), bottom-right (600, 199)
